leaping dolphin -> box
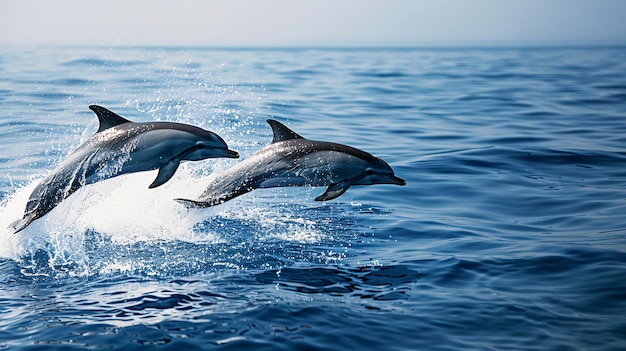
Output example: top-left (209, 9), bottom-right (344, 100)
top-left (10, 105), bottom-right (239, 233)
top-left (175, 119), bottom-right (405, 208)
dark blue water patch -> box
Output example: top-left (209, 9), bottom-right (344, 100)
top-left (552, 127), bottom-right (607, 138)
top-left (16, 279), bottom-right (614, 351)
top-left (474, 72), bottom-right (543, 81)
top-left (416, 132), bottom-right (470, 143)
top-left (608, 92), bottom-right (626, 100)
top-left (432, 146), bottom-right (626, 175)
top-left (352, 71), bottom-right (409, 78)
top-left (282, 68), bottom-right (325, 77)
top-left (0, 121), bottom-right (75, 143)
top-left (255, 264), bottom-right (421, 299)
top-left (62, 58), bottom-right (109, 66)
top-left (0, 120), bottom-right (41, 129)
top-left (113, 292), bottom-right (200, 313)
top-left (481, 135), bottom-right (554, 145)
top-left (455, 93), bottom-right (524, 104)
top-left (386, 222), bottom-right (486, 242)
top-left (360, 84), bottom-right (410, 96)
top-left (508, 147), bottom-right (626, 169)
top-left (520, 110), bottom-right (563, 117)
top-left (0, 259), bottom-right (22, 284)
top-left (559, 97), bottom-right (626, 106)
top-left (115, 77), bottom-right (160, 87)
top-left (410, 250), bottom-right (626, 338)
top-left (356, 98), bottom-right (419, 111)
top-left (417, 148), bottom-right (517, 175)
top-left (418, 246), bottom-right (626, 291)
top-left (4, 304), bottom-right (426, 351)
top-left (15, 91), bottom-right (84, 100)
top-left (594, 83), bottom-right (626, 90)
top-left (48, 78), bottom-right (98, 86)
top-left (559, 64), bottom-right (603, 73)
top-left (418, 71), bottom-right (466, 80)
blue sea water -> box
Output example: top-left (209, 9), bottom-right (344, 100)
top-left (1, 46), bottom-right (626, 350)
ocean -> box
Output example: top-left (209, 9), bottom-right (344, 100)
top-left (1, 46), bottom-right (625, 350)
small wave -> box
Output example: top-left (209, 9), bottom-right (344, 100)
top-left (49, 78), bottom-right (96, 86)
top-left (353, 71), bottom-right (408, 78)
top-left (423, 146), bottom-right (626, 174)
top-left (18, 92), bottom-right (83, 100)
top-left (594, 83), bottom-right (626, 90)
top-left (520, 110), bottom-right (562, 117)
top-left (62, 58), bottom-right (147, 67)
top-left (62, 58), bottom-right (109, 66)
top-left (255, 264), bottom-right (421, 300)
top-left (559, 97), bottom-right (624, 106)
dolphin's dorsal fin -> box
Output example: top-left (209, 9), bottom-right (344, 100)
top-left (267, 119), bottom-right (304, 143)
top-left (89, 105), bottom-right (132, 133)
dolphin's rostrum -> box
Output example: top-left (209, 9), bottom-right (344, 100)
top-left (176, 119), bottom-right (405, 207)
top-left (10, 105), bottom-right (239, 233)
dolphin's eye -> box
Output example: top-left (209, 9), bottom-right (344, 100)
top-left (365, 170), bottom-right (374, 175)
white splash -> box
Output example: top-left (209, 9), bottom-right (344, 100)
top-left (1, 162), bottom-right (326, 266)
top-left (0, 164), bottom-right (213, 260)
top-left (0, 182), bottom-right (38, 258)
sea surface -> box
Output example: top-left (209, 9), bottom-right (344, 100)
top-left (1, 46), bottom-right (626, 350)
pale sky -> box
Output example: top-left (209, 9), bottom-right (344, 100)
top-left (1, 0), bottom-right (625, 47)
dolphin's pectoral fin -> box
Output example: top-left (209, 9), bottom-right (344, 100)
top-left (315, 182), bottom-right (351, 201)
top-left (149, 161), bottom-right (180, 188)
top-left (259, 176), bottom-right (308, 188)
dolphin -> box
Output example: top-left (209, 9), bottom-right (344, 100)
top-left (175, 119), bottom-right (405, 208)
top-left (9, 105), bottom-right (239, 233)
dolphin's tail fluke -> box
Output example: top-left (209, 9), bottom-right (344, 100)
top-left (8, 215), bottom-right (34, 234)
top-left (175, 186), bottom-right (247, 208)
top-left (174, 198), bottom-right (218, 208)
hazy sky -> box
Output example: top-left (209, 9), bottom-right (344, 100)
top-left (1, 0), bottom-right (625, 47)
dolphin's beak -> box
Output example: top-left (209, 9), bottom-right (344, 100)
top-left (389, 175), bottom-right (406, 186)
top-left (222, 148), bottom-right (240, 158)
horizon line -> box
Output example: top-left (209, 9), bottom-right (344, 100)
top-left (1, 43), bottom-right (626, 50)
